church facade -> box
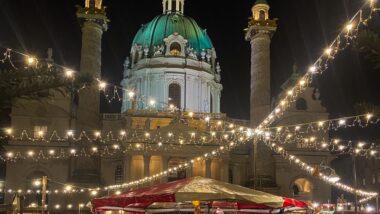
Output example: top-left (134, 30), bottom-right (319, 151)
top-left (4, 0), bottom-right (332, 211)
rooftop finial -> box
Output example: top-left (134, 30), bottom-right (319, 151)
top-left (163, 0), bottom-right (185, 15)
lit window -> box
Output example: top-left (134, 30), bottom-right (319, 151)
top-left (33, 126), bottom-right (47, 138)
top-left (169, 42), bottom-right (181, 56)
top-left (292, 178), bottom-right (313, 196)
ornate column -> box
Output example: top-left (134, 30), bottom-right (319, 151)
top-left (76, 1), bottom-right (108, 131)
top-left (144, 155), bottom-right (151, 178)
top-left (245, 0), bottom-right (277, 185)
top-left (205, 159), bottom-right (211, 178)
top-left (186, 158), bottom-right (193, 178)
top-left (221, 158), bottom-right (230, 182)
top-left (123, 154), bottom-right (132, 182)
top-left (71, 0), bottom-right (109, 185)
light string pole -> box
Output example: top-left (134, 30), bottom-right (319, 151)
top-left (352, 155), bottom-right (358, 214)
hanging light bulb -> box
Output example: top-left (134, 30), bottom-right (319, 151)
top-left (26, 56), bottom-right (37, 65)
top-left (94, 131), bottom-right (101, 138)
top-left (346, 23), bottom-right (354, 32)
top-left (5, 128), bottom-right (12, 135)
top-left (65, 69), bottom-right (74, 78)
top-left (65, 130), bottom-right (73, 137)
top-left (324, 48), bottom-right (333, 56)
top-left (309, 66), bottom-right (317, 73)
top-left (98, 81), bottom-right (107, 90)
top-left (6, 152), bottom-right (14, 158)
top-left (127, 91), bottom-right (135, 98)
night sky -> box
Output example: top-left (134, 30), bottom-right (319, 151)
top-left (1, 0), bottom-right (379, 120)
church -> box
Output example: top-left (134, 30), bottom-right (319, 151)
top-left (4, 0), bottom-right (332, 210)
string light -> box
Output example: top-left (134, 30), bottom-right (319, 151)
top-left (64, 69), bottom-right (74, 78)
top-left (5, 128), bottom-right (12, 135)
top-left (98, 81), bottom-right (107, 90)
top-left (26, 56), bottom-right (37, 65)
top-left (324, 48), bottom-right (333, 56)
top-left (346, 23), bottom-right (354, 32)
top-left (127, 91), bottom-right (135, 99)
top-left (149, 99), bottom-right (156, 106)
top-left (309, 66), bottom-right (317, 73)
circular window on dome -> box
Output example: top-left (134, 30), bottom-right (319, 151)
top-left (170, 42), bottom-right (181, 56)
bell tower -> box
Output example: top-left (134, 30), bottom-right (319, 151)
top-left (245, 0), bottom-right (277, 187)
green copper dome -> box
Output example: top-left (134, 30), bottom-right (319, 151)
top-left (132, 14), bottom-right (213, 54)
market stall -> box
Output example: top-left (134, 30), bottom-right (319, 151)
top-left (91, 177), bottom-right (309, 213)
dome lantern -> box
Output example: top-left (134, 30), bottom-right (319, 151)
top-left (163, 0), bottom-right (185, 15)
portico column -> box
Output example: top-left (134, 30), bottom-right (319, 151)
top-left (124, 154), bottom-right (132, 182)
top-left (144, 155), bottom-right (151, 178)
top-left (221, 158), bottom-right (229, 182)
top-left (186, 158), bottom-right (193, 178)
top-left (205, 159), bottom-right (211, 178)
top-left (161, 156), bottom-right (169, 183)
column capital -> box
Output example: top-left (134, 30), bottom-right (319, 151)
top-left (245, 25), bottom-right (277, 41)
top-left (76, 6), bottom-right (109, 31)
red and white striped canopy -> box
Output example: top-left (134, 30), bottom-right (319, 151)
top-left (92, 176), bottom-right (309, 213)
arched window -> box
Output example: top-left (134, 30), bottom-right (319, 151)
top-left (168, 83), bottom-right (181, 109)
top-left (292, 178), bottom-right (313, 196)
top-left (296, 98), bottom-right (308, 110)
top-left (259, 10), bottom-right (266, 20)
top-left (170, 42), bottom-right (181, 56)
top-left (115, 164), bottom-right (123, 184)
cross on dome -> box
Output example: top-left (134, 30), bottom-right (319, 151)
top-left (163, 0), bottom-right (185, 15)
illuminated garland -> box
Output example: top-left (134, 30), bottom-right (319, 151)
top-left (267, 114), bottom-right (378, 132)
